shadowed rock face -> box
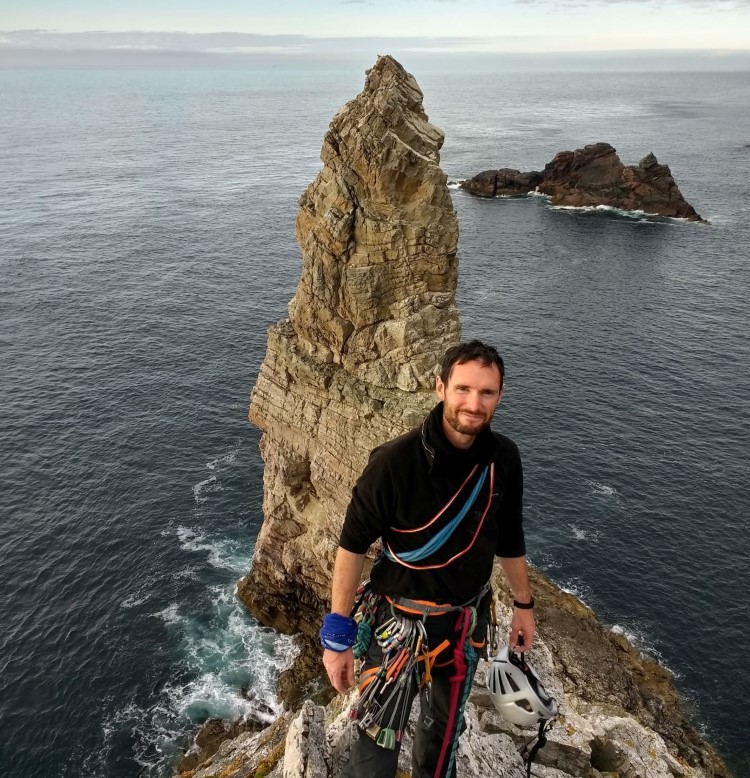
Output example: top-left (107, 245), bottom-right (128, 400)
top-left (462, 142), bottom-right (705, 221)
top-left (238, 55), bottom-right (460, 634)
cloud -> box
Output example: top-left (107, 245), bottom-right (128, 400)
top-left (0, 29), bottom-right (483, 54)
top-left (516, 0), bottom-right (750, 6)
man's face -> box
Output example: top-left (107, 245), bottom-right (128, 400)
top-left (436, 359), bottom-right (503, 444)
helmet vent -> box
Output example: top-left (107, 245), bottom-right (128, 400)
top-left (485, 646), bottom-right (560, 727)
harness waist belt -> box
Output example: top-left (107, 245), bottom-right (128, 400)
top-left (386, 581), bottom-right (491, 618)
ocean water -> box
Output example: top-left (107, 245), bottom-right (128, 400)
top-left (1, 64), bottom-right (748, 777)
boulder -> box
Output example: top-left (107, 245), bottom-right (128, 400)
top-left (462, 168), bottom-right (543, 198)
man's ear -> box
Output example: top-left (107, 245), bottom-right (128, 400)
top-left (436, 375), bottom-right (445, 401)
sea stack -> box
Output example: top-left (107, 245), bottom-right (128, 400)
top-left (238, 55), bottom-right (460, 634)
top-left (176, 57), bottom-right (729, 778)
top-left (462, 142), bottom-right (705, 222)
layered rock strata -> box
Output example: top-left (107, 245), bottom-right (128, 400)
top-left (461, 142), bottom-right (705, 221)
top-left (237, 54), bottom-right (460, 634)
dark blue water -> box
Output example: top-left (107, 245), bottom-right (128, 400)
top-left (1, 65), bottom-right (748, 777)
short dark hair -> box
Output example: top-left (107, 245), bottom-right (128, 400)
top-left (439, 340), bottom-right (504, 388)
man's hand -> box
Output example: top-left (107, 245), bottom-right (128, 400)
top-left (323, 647), bottom-right (355, 694)
top-left (509, 607), bottom-right (535, 652)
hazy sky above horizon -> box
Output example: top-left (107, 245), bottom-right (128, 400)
top-left (2, 0), bottom-right (749, 69)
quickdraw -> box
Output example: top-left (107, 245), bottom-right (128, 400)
top-left (351, 607), bottom-right (426, 748)
top-left (350, 582), bottom-right (498, 778)
top-left (351, 582), bottom-right (379, 660)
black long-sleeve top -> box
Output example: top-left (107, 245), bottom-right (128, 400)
top-left (339, 402), bottom-right (526, 604)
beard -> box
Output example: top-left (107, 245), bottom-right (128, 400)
top-left (443, 406), bottom-right (492, 437)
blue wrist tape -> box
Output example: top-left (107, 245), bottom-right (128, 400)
top-left (320, 612), bottom-right (358, 652)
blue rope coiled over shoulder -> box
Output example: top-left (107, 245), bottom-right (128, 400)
top-left (384, 465), bottom-right (489, 563)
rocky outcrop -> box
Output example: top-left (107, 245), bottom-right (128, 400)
top-left (461, 142), bottom-right (705, 221)
top-left (237, 54), bottom-right (460, 634)
top-left (461, 168), bottom-right (543, 198)
top-left (178, 565), bottom-right (728, 778)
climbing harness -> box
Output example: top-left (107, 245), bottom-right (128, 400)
top-left (349, 585), bottom-right (494, 778)
top-left (346, 457), bottom-right (498, 777)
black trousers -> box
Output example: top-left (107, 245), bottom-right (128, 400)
top-left (339, 598), bottom-right (488, 778)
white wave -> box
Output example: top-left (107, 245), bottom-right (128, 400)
top-left (611, 623), bottom-right (638, 641)
top-left (571, 525), bottom-right (587, 541)
top-left (610, 623), bottom-right (679, 677)
top-left (164, 664), bottom-right (285, 729)
top-left (166, 594), bottom-right (296, 722)
top-left (584, 479), bottom-right (619, 498)
top-left (124, 574), bottom-right (298, 775)
top-left (552, 203), bottom-right (648, 218)
top-left (176, 525), bottom-right (249, 572)
top-left (112, 527), bottom-right (292, 775)
top-left (569, 523), bottom-right (602, 544)
top-left (559, 579), bottom-right (592, 606)
top-left (154, 603), bottom-right (182, 625)
top-left (548, 202), bottom-right (700, 224)
top-left (98, 699), bottom-right (190, 776)
top-left (120, 574), bottom-right (158, 609)
top-left (174, 567), bottom-right (200, 581)
top-left (527, 189), bottom-right (550, 199)
top-left (447, 180), bottom-right (464, 189)
top-left (121, 593), bottom-right (150, 609)
top-left (192, 474), bottom-right (222, 504)
top-left (206, 443), bottom-right (240, 471)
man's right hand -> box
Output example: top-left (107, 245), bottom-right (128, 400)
top-left (323, 647), bottom-right (355, 694)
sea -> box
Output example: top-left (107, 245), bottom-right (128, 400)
top-left (1, 59), bottom-right (749, 777)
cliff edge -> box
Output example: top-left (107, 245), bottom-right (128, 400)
top-left (179, 565), bottom-right (728, 778)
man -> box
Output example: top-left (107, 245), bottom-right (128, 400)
top-left (321, 340), bottom-right (535, 778)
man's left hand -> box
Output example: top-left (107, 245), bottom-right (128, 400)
top-left (509, 607), bottom-right (535, 652)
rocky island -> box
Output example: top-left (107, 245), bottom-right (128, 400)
top-left (461, 143), bottom-right (706, 222)
top-left (176, 56), bottom-right (727, 777)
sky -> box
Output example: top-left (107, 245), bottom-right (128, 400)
top-left (1, 0), bottom-right (749, 68)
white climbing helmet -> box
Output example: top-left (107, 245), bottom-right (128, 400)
top-left (486, 646), bottom-right (559, 727)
